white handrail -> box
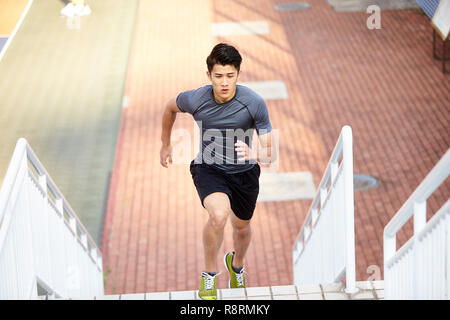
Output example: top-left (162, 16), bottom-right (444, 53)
top-left (383, 149), bottom-right (450, 238)
top-left (0, 138), bottom-right (104, 299)
top-left (383, 149), bottom-right (450, 299)
top-left (292, 125), bottom-right (356, 293)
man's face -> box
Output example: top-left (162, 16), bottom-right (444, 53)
top-left (207, 64), bottom-right (240, 103)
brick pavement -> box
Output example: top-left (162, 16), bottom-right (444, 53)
top-left (102, 0), bottom-right (450, 294)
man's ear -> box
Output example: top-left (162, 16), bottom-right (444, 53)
top-left (206, 71), bottom-right (211, 80)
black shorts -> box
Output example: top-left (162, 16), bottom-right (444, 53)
top-left (189, 160), bottom-right (261, 220)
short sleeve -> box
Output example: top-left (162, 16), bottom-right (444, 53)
top-left (176, 89), bottom-right (196, 114)
top-left (254, 98), bottom-right (272, 135)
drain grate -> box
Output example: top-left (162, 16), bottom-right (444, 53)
top-left (354, 174), bottom-right (379, 191)
top-left (275, 2), bottom-right (310, 11)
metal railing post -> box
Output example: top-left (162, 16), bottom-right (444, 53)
top-left (343, 126), bottom-right (356, 293)
top-left (413, 201), bottom-right (426, 299)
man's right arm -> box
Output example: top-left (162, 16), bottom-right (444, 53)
top-left (160, 96), bottom-right (182, 168)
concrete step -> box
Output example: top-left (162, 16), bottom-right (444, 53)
top-left (46, 281), bottom-right (384, 300)
top-left (328, 0), bottom-right (419, 12)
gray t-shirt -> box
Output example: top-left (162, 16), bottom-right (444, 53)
top-left (176, 84), bottom-right (272, 174)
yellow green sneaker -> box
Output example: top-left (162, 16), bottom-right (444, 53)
top-left (198, 272), bottom-right (218, 300)
top-left (224, 252), bottom-right (246, 288)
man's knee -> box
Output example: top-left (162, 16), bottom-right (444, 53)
top-left (233, 222), bottom-right (251, 235)
top-left (230, 213), bottom-right (251, 233)
top-left (208, 209), bottom-right (229, 230)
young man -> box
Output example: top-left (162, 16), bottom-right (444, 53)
top-left (160, 43), bottom-right (276, 300)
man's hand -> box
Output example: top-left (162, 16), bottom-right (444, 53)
top-left (235, 140), bottom-right (257, 162)
top-left (235, 132), bottom-right (277, 165)
top-left (160, 145), bottom-right (173, 168)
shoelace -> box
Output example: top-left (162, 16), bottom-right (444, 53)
top-left (235, 269), bottom-right (245, 287)
top-left (202, 272), bottom-right (220, 290)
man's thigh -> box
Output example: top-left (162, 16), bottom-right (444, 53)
top-left (203, 192), bottom-right (233, 215)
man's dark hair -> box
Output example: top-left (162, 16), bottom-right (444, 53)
top-left (206, 43), bottom-right (242, 73)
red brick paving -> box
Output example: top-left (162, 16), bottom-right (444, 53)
top-left (102, 0), bottom-right (450, 294)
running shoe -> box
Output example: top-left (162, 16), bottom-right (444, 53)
top-left (80, 5), bottom-right (91, 16)
top-left (60, 3), bottom-right (76, 17)
top-left (224, 252), bottom-right (246, 288)
top-left (198, 272), bottom-right (218, 300)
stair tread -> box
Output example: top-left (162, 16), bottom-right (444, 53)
top-left (51, 281), bottom-right (384, 300)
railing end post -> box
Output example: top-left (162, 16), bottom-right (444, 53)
top-left (342, 125), bottom-right (352, 137)
top-left (345, 285), bottom-right (359, 295)
top-left (17, 137), bottom-right (28, 147)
